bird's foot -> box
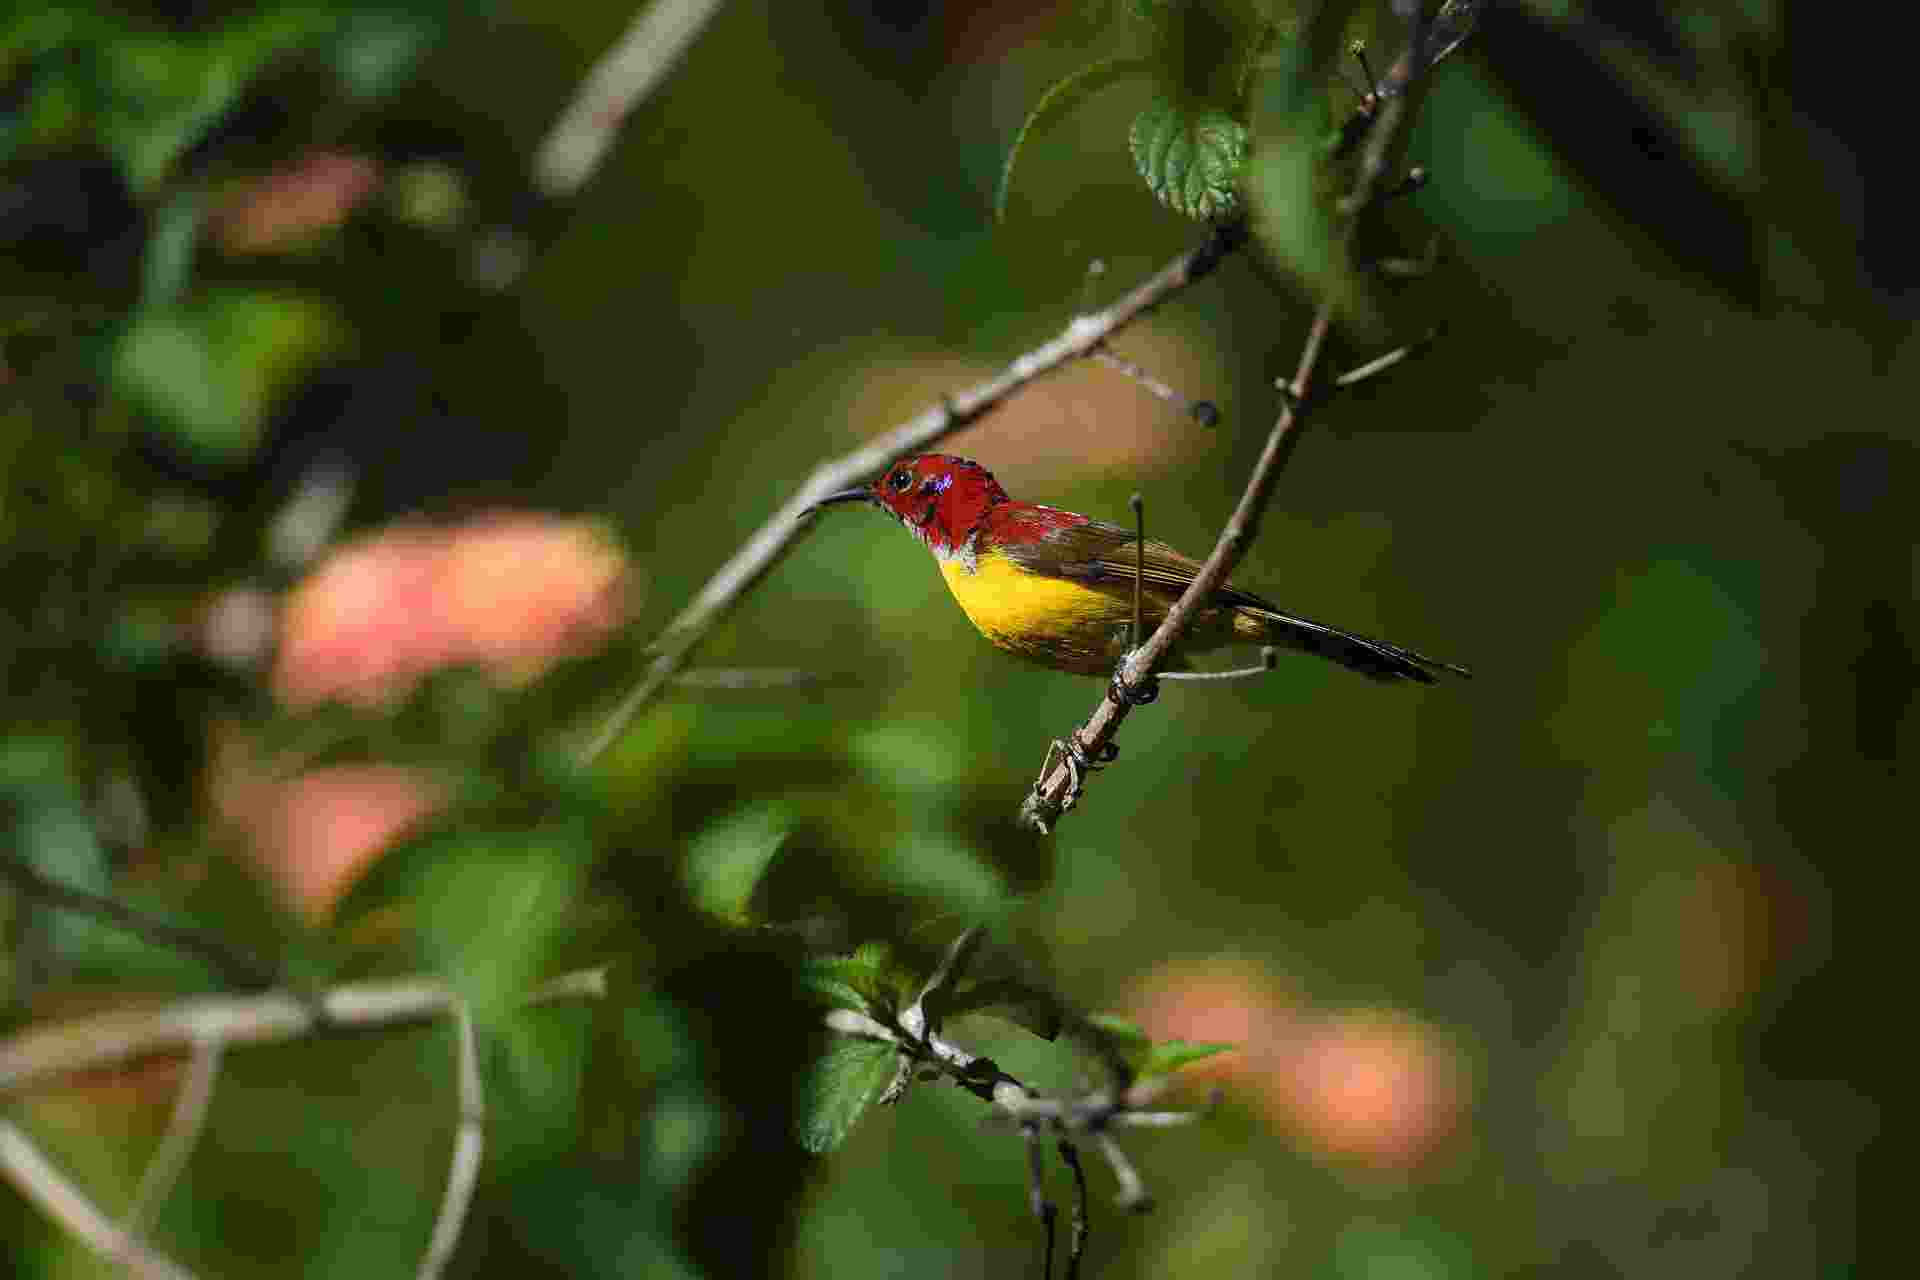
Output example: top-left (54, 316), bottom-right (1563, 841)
top-left (1034, 733), bottom-right (1118, 813)
top-left (1107, 666), bottom-right (1160, 706)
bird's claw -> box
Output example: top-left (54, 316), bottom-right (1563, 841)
top-left (1107, 669), bottom-right (1160, 706)
top-left (1034, 732), bottom-right (1114, 813)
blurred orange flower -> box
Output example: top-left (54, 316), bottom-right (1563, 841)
top-left (1131, 959), bottom-right (1468, 1174)
top-left (274, 511), bottom-right (630, 709)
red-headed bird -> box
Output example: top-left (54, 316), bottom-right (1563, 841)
top-left (807, 453), bottom-right (1467, 685)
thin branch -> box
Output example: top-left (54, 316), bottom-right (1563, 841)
top-left (0, 1118), bottom-right (198, 1280)
top-left (419, 1001), bottom-right (484, 1280)
top-left (1333, 328), bottom-right (1439, 390)
top-left (533, 0), bottom-right (730, 197)
top-left (579, 221), bottom-right (1249, 765)
top-left (2, 856), bottom-right (276, 991)
top-left (1093, 1132), bottom-right (1152, 1213)
top-left (121, 1037), bottom-right (223, 1238)
top-left (1025, 1122), bottom-right (1057, 1278)
top-left (0, 967), bottom-right (606, 1097)
top-left (1059, 1137), bottom-right (1090, 1279)
top-left (670, 666), bottom-right (822, 690)
top-left (1022, 14), bottom-right (1453, 834)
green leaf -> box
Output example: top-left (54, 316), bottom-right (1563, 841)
top-left (995, 55), bottom-right (1153, 222)
top-left (329, 8), bottom-right (442, 101)
top-left (1141, 1038), bottom-right (1234, 1076)
top-left (940, 977), bottom-right (1065, 1041)
top-left (1129, 95), bottom-right (1249, 220)
top-left (1244, 38), bottom-right (1365, 319)
top-left (681, 802), bottom-right (791, 922)
top-left (417, 826), bottom-right (588, 1020)
top-left (797, 1035), bottom-right (897, 1154)
top-left (868, 831), bottom-right (1010, 919)
top-left (801, 941), bottom-right (909, 1018)
top-left (1080, 1014), bottom-right (1232, 1077)
top-left (111, 290), bottom-right (349, 462)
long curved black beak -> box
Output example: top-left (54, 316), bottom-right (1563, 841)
top-left (800, 487), bottom-right (875, 518)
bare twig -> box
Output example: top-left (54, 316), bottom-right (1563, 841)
top-left (580, 221), bottom-right (1249, 765)
top-left (0, 1118), bottom-right (198, 1280)
top-left (533, 0), bottom-right (730, 197)
top-left (670, 666), bottom-right (822, 690)
top-left (0, 967), bottom-right (606, 1097)
top-left (1093, 1132), bottom-right (1152, 1213)
top-left (419, 1001), bottom-right (484, 1280)
top-left (1091, 346), bottom-right (1218, 425)
top-left (1021, 10), bottom-right (1460, 834)
top-left (1059, 1137), bottom-right (1090, 1279)
top-left (1333, 328), bottom-right (1440, 390)
top-left (1, 856), bottom-right (276, 991)
top-left (1026, 1123), bottom-right (1057, 1277)
top-left (121, 1037), bottom-right (223, 1238)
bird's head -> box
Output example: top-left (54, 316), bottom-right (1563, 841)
top-left (806, 454), bottom-right (1009, 558)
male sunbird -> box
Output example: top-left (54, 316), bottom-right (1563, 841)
top-left (807, 453), bottom-right (1468, 685)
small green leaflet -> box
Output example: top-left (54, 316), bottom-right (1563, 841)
top-left (1130, 96), bottom-right (1250, 221)
top-left (797, 1036), bottom-right (898, 1154)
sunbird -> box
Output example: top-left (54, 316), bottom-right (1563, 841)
top-left (807, 453), bottom-right (1468, 685)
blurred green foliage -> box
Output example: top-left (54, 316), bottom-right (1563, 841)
top-left (2, 1), bottom-right (1898, 1278)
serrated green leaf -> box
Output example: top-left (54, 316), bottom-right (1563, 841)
top-left (797, 1036), bottom-right (897, 1154)
top-left (996, 55), bottom-right (1153, 223)
top-left (1129, 95), bottom-right (1249, 220)
top-left (681, 802), bottom-right (791, 923)
top-left (801, 941), bottom-right (909, 1017)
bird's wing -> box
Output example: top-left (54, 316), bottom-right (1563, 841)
top-left (1001, 515), bottom-right (1471, 682)
top-left (998, 516), bottom-right (1272, 610)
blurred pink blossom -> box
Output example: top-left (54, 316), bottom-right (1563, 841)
top-left (274, 512), bottom-right (630, 709)
top-left (1131, 960), bottom-right (1467, 1173)
top-left (216, 756), bottom-right (441, 921)
top-left (213, 149), bottom-right (381, 255)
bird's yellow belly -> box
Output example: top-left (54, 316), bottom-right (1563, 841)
top-left (938, 550), bottom-right (1234, 675)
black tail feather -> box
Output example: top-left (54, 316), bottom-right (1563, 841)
top-left (1248, 607), bottom-right (1471, 684)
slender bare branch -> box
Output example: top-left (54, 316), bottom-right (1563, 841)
top-left (121, 1037), bottom-right (224, 1238)
top-left (533, 0), bottom-right (730, 197)
top-left (0, 1118), bottom-right (198, 1280)
top-left (1, 967), bottom-right (605, 1097)
top-left (579, 221), bottom-right (1248, 765)
top-left (1059, 1137), bottom-right (1090, 1279)
top-left (2, 856), bottom-right (276, 990)
top-left (1093, 1132), bottom-right (1152, 1213)
top-left (419, 1001), bottom-right (484, 1280)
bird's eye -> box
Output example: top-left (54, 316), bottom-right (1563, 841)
top-left (889, 470), bottom-right (913, 492)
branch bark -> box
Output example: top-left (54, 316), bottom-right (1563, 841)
top-left (533, 0), bottom-right (731, 198)
top-left (0, 1118), bottom-right (199, 1280)
top-left (0, 968), bottom-right (605, 1097)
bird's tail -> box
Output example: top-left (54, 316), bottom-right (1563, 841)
top-left (1233, 605), bottom-right (1471, 684)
